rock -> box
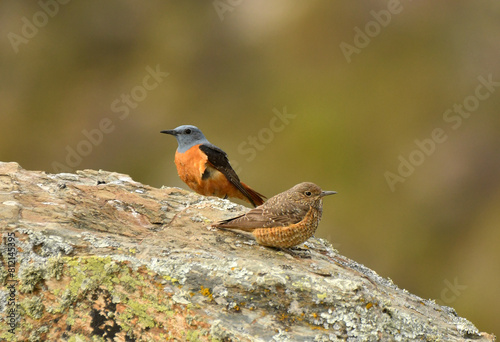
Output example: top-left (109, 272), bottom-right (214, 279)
top-left (0, 162), bottom-right (495, 341)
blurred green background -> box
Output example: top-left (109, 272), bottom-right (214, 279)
top-left (1, 1), bottom-right (499, 336)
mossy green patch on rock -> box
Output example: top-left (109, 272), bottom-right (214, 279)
top-left (21, 296), bottom-right (45, 319)
top-left (0, 330), bottom-right (16, 342)
top-left (36, 255), bottom-right (202, 340)
top-left (19, 263), bottom-right (46, 293)
top-left (65, 256), bottom-right (115, 296)
top-left (90, 335), bottom-right (106, 342)
top-left (45, 255), bottom-right (64, 280)
top-left (185, 329), bottom-right (203, 342)
top-left (18, 255), bottom-right (66, 293)
top-left (28, 325), bottom-right (49, 342)
top-left (162, 274), bottom-right (180, 284)
top-left (119, 300), bottom-right (156, 332)
top-left (57, 288), bottom-right (78, 313)
top-left (67, 334), bottom-right (90, 342)
top-left (0, 264), bottom-right (9, 284)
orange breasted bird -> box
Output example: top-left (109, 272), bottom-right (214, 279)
top-left (213, 182), bottom-right (336, 248)
top-left (161, 125), bottom-right (266, 207)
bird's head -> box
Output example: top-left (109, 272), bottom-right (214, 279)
top-left (289, 182), bottom-right (337, 206)
top-left (161, 125), bottom-right (210, 153)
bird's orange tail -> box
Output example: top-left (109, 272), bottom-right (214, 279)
top-left (241, 182), bottom-right (266, 207)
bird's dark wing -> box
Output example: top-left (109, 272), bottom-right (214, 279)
top-left (199, 143), bottom-right (258, 206)
top-left (213, 205), bottom-right (306, 231)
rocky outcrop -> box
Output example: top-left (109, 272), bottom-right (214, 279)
top-left (0, 162), bottom-right (495, 341)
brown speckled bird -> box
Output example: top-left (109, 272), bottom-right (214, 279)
top-left (213, 182), bottom-right (336, 248)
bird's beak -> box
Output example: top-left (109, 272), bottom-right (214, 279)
top-left (320, 190), bottom-right (337, 197)
top-left (161, 129), bottom-right (177, 136)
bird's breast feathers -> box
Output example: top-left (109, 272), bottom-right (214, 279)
top-left (174, 145), bottom-right (234, 197)
top-left (174, 145), bottom-right (209, 184)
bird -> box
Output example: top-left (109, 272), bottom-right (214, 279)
top-left (161, 125), bottom-right (266, 207)
top-left (212, 182), bottom-right (336, 248)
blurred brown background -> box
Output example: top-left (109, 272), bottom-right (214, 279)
top-left (1, 1), bottom-right (499, 336)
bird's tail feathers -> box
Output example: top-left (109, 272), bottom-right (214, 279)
top-left (212, 215), bottom-right (255, 231)
top-left (241, 182), bottom-right (266, 207)
top-left (216, 225), bottom-right (256, 232)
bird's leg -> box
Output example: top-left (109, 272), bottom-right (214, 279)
top-left (290, 245), bottom-right (311, 253)
top-left (275, 247), bottom-right (312, 259)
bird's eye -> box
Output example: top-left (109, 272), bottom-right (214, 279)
top-left (185, 129), bottom-right (192, 134)
top-left (305, 191), bottom-right (312, 196)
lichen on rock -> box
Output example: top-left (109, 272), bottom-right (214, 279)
top-left (0, 162), bottom-right (496, 342)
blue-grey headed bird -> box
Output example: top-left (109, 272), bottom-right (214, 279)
top-left (161, 125), bottom-right (265, 207)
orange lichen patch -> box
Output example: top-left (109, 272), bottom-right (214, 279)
top-left (278, 313), bottom-right (287, 320)
top-left (200, 286), bottom-right (214, 301)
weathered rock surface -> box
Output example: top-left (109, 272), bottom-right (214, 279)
top-left (0, 162), bottom-right (495, 342)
